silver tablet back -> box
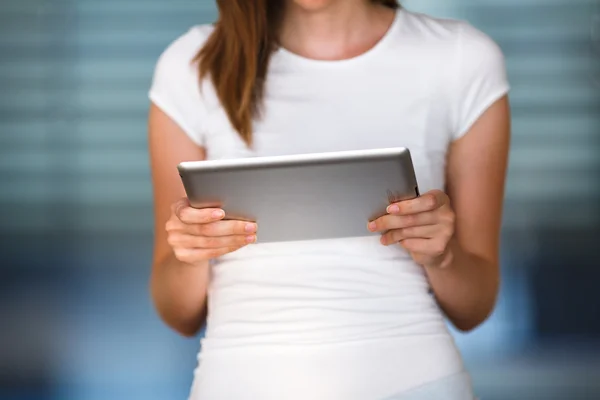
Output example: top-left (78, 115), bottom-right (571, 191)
top-left (178, 148), bottom-right (419, 243)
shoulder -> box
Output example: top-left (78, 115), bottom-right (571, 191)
top-left (149, 25), bottom-right (216, 146)
top-left (398, 8), bottom-right (504, 61)
top-left (153, 24), bottom-right (215, 79)
top-left (397, 9), bottom-right (509, 139)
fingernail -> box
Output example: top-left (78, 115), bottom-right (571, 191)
top-left (368, 221), bottom-right (377, 231)
top-left (387, 204), bottom-right (400, 214)
top-left (380, 236), bottom-right (387, 245)
top-left (246, 235), bottom-right (257, 243)
top-left (245, 223), bottom-right (257, 233)
top-left (212, 210), bottom-right (225, 219)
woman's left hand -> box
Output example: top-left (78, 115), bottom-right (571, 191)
top-left (368, 190), bottom-right (456, 269)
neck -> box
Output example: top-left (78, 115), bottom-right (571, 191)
top-left (280, 1), bottom-right (395, 61)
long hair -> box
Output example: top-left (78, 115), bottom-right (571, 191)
top-left (196, 0), bottom-right (400, 145)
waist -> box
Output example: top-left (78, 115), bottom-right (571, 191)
top-left (192, 335), bottom-right (465, 400)
top-left (204, 238), bottom-right (447, 350)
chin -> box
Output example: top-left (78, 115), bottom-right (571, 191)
top-left (291, 0), bottom-right (335, 11)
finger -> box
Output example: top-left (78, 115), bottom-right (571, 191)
top-left (193, 220), bottom-right (258, 237)
top-left (165, 215), bottom-right (186, 234)
top-left (173, 246), bottom-right (245, 264)
top-left (168, 233), bottom-right (256, 249)
top-left (368, 212), bottom-right (437, 232)
top-left (387, 190), bottom-right (448, 215)
top-left (400, 238), bottom-right (448, 258)
top-left (176, 205), bottom-right (226, 225)
top-left (171, 198), bottom-right (191, 219)
top-left (380, 225), bottom-right (439, 245)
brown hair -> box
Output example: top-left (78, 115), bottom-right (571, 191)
top-left (196, 0), bottom-right (399, 145)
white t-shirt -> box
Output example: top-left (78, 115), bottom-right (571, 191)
top-left (150, 8), bottom-right (509, 400)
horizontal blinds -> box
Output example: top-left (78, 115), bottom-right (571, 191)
top-left (0, 0), bottom-right (598, 233)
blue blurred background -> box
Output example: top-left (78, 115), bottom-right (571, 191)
top-left (1, 0), bottom-right (599, 399)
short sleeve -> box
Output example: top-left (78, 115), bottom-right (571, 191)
top-left (149, 27), bottom-right (210, 146)
top-left (453, 23), bottom-right (510, 140)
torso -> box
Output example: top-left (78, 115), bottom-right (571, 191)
top-left (149, 8), bottom-right (503, 399)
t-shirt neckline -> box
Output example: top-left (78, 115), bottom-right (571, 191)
top-left (276, 8), bottom-right (404, 68)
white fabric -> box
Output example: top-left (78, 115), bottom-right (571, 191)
top-left (149, 7), bottom-right (508, 400)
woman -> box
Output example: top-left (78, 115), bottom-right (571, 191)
top-left (148, 0), bottom-right (510, 398)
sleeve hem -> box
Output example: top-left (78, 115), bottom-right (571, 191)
top-left (148, 91), bottom-right (205, 147)
top-left (453, 85), bottom-right (510, 141)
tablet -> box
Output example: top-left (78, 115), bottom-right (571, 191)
top-left (177, 147), bottom-right (420, 243)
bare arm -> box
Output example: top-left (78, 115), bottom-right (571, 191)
top-left (426, 95), bottom-right (511, 331)
top-left (372, 96), bottom-right (510, 332)
top-left (148, 104), bottom-right (209, 337)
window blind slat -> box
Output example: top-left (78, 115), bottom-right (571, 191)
top-left (1, 0), bottom-right (598, 234)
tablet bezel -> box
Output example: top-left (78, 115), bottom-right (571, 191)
top-left (178, 147), bottom-right (419, 243)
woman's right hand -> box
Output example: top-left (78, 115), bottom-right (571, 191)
top-left (166, 198), bottom-right (258, 265)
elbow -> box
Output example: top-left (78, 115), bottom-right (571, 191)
top-left (155, 306), bottom-right (205, 338)
top-left (452, 318), bottom-right (484, 333)
top-left (154, 306), bottom-right (205, 339)
top-left (451, 301), bottom-right (497, 333)
top-left (172, 322), bottom-right (203, 338)
top-left (149, 277), bottom-right (205, 338)
top-left (454, 270), bottom-right (501, 333)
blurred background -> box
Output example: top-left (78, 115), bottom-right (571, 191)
top-left (1, 0), bottom-right (599, 399)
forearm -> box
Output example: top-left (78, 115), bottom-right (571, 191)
top-left (424, 240), bottom-right (500, 332)
top-left (150, 253), bottom-right (211, 337)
